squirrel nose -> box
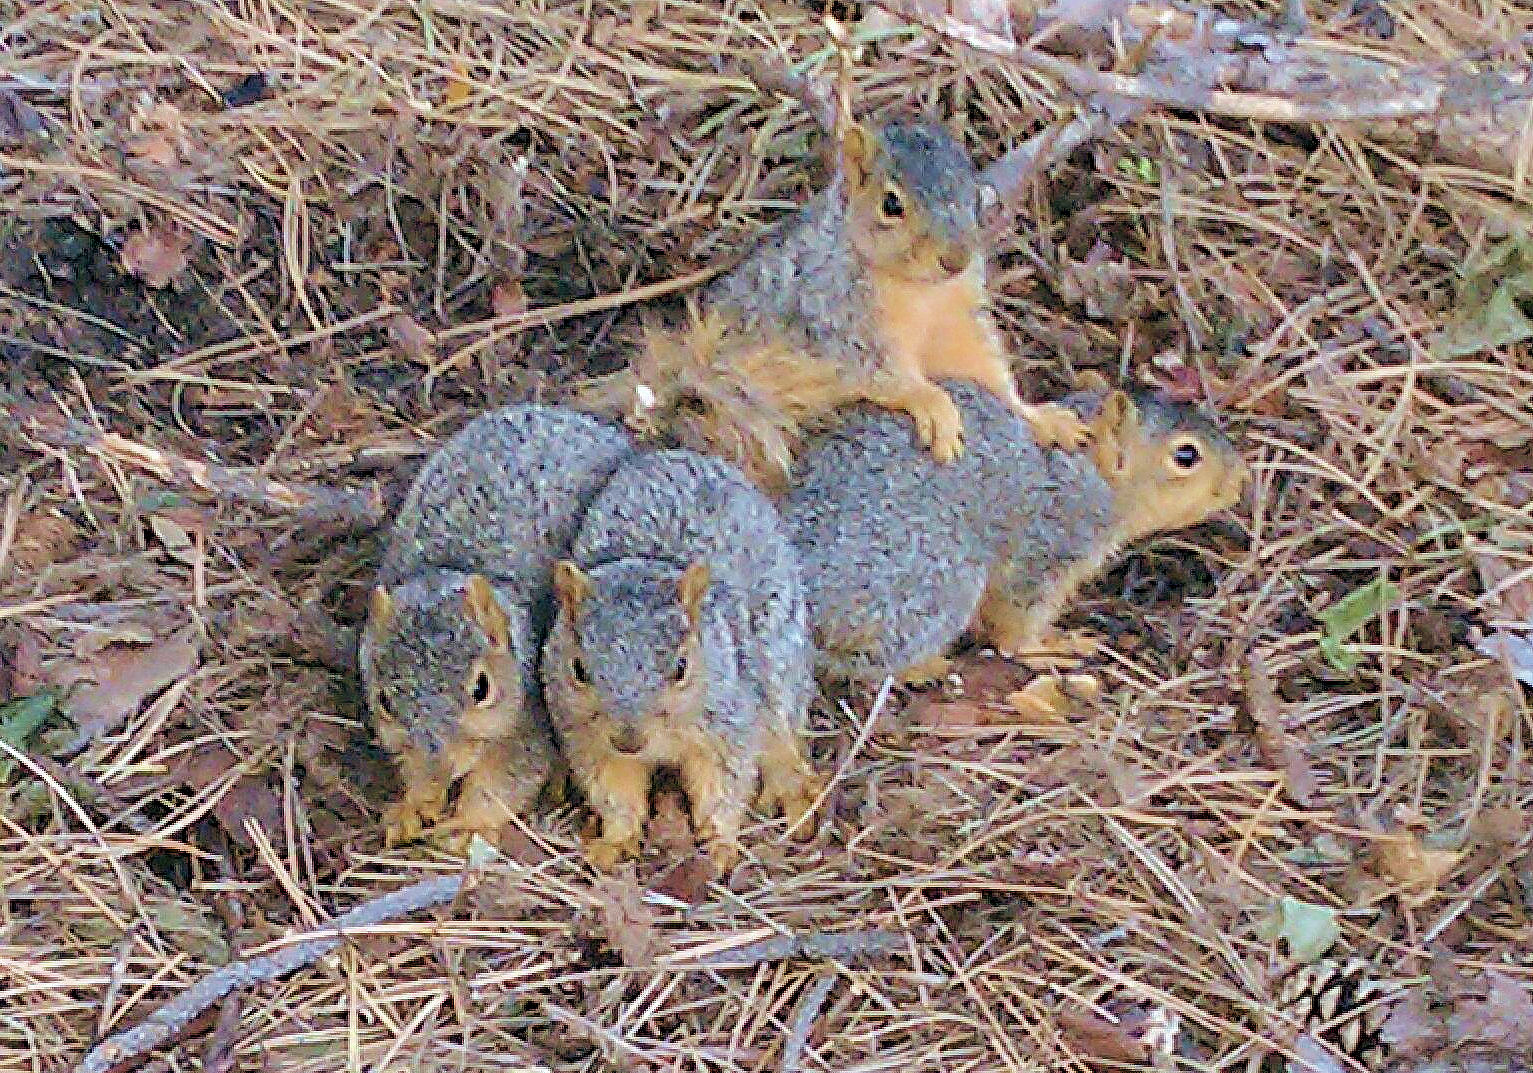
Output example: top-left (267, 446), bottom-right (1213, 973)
top-left (610, 725), bottom-right (644, 755)
top-left (938, 247), bottom-right (970, 275)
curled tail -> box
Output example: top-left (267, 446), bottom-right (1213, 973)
top-left (569, 307), bottom-right (848, 495)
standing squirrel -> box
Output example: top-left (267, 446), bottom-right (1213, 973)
top-left (540, 449), bottom-right (820, 872)
top-left (360, 405), bottom-right (634, 848)
top-left (576, 117), bottom-right (1088, 492)
top-left (784, 377), bottom-right (1249, 685)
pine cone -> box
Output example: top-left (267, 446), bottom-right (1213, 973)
top-left (1273, 958), bottom-right (1394, 1069)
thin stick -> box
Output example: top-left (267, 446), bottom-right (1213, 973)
top-left (779, 972), bottom-right (837, 1073)
top-left (12, 409), bottom-right (386, 529)
top-left (666, 927), bottom-right (904, 968)
top-left (74, 874), bottom-right (466, 1073)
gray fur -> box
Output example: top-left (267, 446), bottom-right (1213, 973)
top-left (878, 120), bottom-right (982, 248)
top-left (380, 404), bottom-right (635, 641)
top-left (785, 381), bottom-right (1116, 682)
top-left (358, 568), bottom-right (542, 761)
top-left (365, 404), bottom-right (635, 791)
top-left (551, 448), bottom-right (813, 745)
top-left (541, 557), bottom-right (754, 746)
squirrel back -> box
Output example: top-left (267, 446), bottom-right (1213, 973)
top-left (785, 380), bottom-right (1248, 682)
top-left (380, 404), bottom-right (634, 637)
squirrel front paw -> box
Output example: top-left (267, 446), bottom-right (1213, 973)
top-left (383, 787), bottom-right (448, 848)
top-left (1019, 402), bottom-right (1091, 452)
top-left (901, 383), bottom-right (966, 462)
top-left (897, 654), bottom-right (953, 688)
top-left (583, 825), bottom-right (643, 871)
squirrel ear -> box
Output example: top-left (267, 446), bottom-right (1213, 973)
top-left (841, 122), bottom-right (877, 188)
top-left (677, 559), bottom-right (711, 623)
top-left (463, 575), bottom-right (512, 651)
top-left (1090, 390), bottom-right (1137, 479)
top-left (553, 560), bottom-right (591, 620)
top-left (368, 586), bottom-right (396, 628)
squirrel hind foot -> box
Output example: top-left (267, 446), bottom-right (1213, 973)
top-left (897, 654), bottom-right (953, 688)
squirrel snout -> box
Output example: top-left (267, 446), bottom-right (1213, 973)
top-left (610, 725), bottom-right (645, 755)
top-left (938, 246), bottom-right (970, 276)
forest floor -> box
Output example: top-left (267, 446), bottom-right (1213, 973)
top-left (2, 1), bottom-right (1532, 1072)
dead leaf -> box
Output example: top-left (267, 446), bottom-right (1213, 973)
top-left (1372, 833), bottom-right (1462, 902)
top-left (1474, 531), bottom-right (1533, 621)
top-left (148, 513), bottom-right (198, 565)
top-left (7, 509), bottom-right (79, 572)
top-left (1057, 240), bottom-right (1151, 322)
top-left (1056, 1007), bottom-right (1150, 1062)
top-left (1379, 988), bottom-right (1449, 1059)
top-left (491, 279), bottom-right (528, 319)
top-left (909, 698), bottom-right (992, 728)
top-left (1253, 896), bottom-right (1341, 963)
top-left (1475, 629), bottom-right (1533, 687)
top-left (1245, 650), bottom-right (1319, 807)
top-left (1449, 970), bottom-right (1533, 1052)
top-left (443, 60), bottom-right (473, 108)
top-left (1006, 673), bottom-right (1100, 723)
top-left (121, 226), bottom-right (190, 289)
top-left (389, 313), bottom-right (437, 365)
top-left (597, 866), bottom-right (665, 968)
top-left (174, 745), bottom-right (283, 849)
top-left (55, 625), bottom-right (200, 750)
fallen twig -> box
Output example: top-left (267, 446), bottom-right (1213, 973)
top-left (11, 407), bottom-right (386, 530)
top-left (665, 928), bottom-right (904, 968)
top-left (779, 972), bottom-right (837, 1073)
top-left (73, 873), bottom-right (466, 1073)
top-left (876, 0), bottom-right (1533, 171)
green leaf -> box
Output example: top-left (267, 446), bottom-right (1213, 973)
top-left (1317, 580), bottom-right (1400, 672)
top-left (1253, 896), bottom-right (1341, 963)
top-left (0, 691), bottom-right (57, 781)
top-left (1432, 232), bottom-right (1533, 357)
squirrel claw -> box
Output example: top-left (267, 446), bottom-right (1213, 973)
top-left (1019, 402), bottom-right (1091, 451)
top-left (898, 655), bottom-right (953, 688)
top-left (583, 829), bottom-right (642, 871)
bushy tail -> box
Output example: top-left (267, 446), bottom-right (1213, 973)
top-left (569, 307), bottom-right (847, 495)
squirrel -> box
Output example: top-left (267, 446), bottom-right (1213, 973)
top-left (540, 448), bottom-right (820, 872)
top-left (574, 116), bottom-right (1090, 494)
top-left (360, 405), bottom-right (634, 849)
top-left (782, 375), bottom-right (1250, 686)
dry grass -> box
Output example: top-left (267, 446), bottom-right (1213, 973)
top-left (2, 1), bottom-right (1532, 1071)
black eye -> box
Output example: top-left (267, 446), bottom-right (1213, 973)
top-left (673, 655), bottom-right (689, 682)
top-left (571, 657), bottom-right (590, 684)
top-left (881, 188), bottom-right (904, 218)
top-left (471, 671), bottom-right (492, 705)
top-left (1172, 442), bottom-right (1202, 470)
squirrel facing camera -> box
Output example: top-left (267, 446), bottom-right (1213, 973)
top-left (842, 119), bottom-right (988, 285)
top-left (359, 569), bottom-right (555, 850)
top-left (788, 379), bottom-right (1248, 685)
top-left (541, 449), bottom-right (820, 874)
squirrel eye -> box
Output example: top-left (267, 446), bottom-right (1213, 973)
top-left (1171, 440), bottom-right (1203, 471)
top-left (673, 654), bottom-right (689, 682)
top-left (571, 656), bottom-right (591, 685)
top-left (880, 187), bottom-right (904, 219)
top-left (470, 670), bottom-right (494, 706)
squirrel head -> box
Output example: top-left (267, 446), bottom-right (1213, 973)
top-left (1065, 377), bottom-right (1249, 544)
top-left (547, 558), bottom-right (717, 759)
top-left (841, 119), bottom-right (990, 285)
top-left (358, 571), bottom-right (529, 755)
